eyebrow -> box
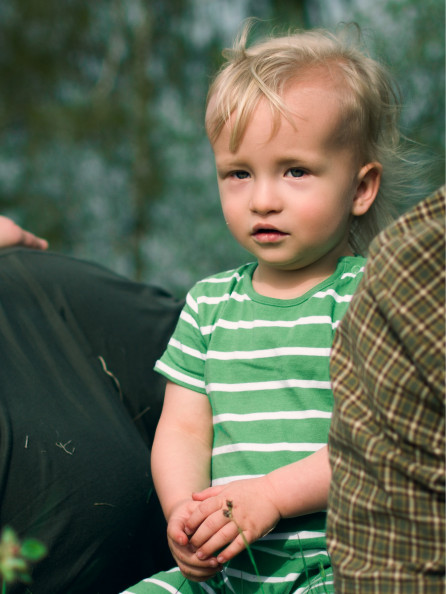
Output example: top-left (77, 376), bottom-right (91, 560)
top-left (214, 158), bottom-right (250, 171)
top-left (216, 154), bottom-right (310, 166)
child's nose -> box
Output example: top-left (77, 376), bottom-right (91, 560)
top-left (249, 180), bottom-right (283, 214)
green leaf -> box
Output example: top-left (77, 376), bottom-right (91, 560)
top-left (20, 540), bottom-right (47, 562)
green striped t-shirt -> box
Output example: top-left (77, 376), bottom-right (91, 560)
top-left (154, 257), bottom-right (365, 594)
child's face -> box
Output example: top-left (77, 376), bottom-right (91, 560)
top-left (212, 76), bottom-right (372, 289)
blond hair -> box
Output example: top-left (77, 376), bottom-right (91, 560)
top-left (206, 22), bottom-right (413, 255)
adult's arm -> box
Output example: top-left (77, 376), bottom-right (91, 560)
top-left (3, 248), bottom-right (183, 446)
top-left (0, 249), bottom-right (183, 593)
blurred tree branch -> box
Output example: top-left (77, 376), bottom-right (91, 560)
top-left (129, 1), bottom-right (155, 280)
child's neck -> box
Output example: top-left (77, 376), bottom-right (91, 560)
top-left (252, 253), bottom-right (352, 300)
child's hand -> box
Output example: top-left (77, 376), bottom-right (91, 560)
top-left (186, 477), bottom-right (281, 564)
top-left (167, 499), bottom-right (223, 581)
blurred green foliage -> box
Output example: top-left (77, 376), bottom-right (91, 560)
top-left (0, 0), bottom-right (443, 295)
top-left (0, 526), bottom-right (47, 589)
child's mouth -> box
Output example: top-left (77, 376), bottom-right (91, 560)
top-left (252, 227), bottom-right (288, 243)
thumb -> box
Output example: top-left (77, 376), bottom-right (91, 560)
top-left (167, 516), bottom-right (190, 546)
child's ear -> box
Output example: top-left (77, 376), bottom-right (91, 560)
top-left (352, 162), bottom-right (382, 216)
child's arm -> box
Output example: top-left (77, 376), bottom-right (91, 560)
top-left (151, 380), bottom-right (222, 580)
top-left (185, 445), bottom-right (331, 564)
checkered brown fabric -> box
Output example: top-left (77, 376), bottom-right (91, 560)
top-left (327, 187), bottom-right (445, 593)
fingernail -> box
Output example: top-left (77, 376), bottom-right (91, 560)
top-left (217, 555), bottom-right (224, 563)
top-left (196, 551), bottom-right (204, 559)
top-left (184, 527), bottom-right (192, 536)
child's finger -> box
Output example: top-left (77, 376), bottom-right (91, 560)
top-left (187, 504), bottom-right (227, 547)
top-left (216, 532), bottom-right (250, 564)
top-left (195, 519), bottom-right (239, 560)
top-left (170, 538), bottom-right (222, 580)
top-left (192, 485), bottom-right (224, 501)
top-left (185, 495), bottom-right (222, 536)
top-left (167, 517), bottom-right (190, 546)
top-left (175, 552), bottom-right (222, 581)
top-left (179, 561), bottom-right (222, 582)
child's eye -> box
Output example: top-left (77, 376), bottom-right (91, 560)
top-left (231, 170), bottom-right (250, 179)
top-left (285, 167), bottom-right (306, 178)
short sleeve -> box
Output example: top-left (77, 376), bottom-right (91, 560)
top-left (155, 287), bottom-right (209, 394)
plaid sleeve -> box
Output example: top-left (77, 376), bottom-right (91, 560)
top-left (327, 186), bottom-right (446, 593)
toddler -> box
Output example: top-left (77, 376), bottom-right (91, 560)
top-left (123, 22), bottom-right (409, 594)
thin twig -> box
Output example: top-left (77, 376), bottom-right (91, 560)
top-left (223, 500), bottom-right (265, 594)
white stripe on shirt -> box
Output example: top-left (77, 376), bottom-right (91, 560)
top-left (213, 410), bottom-right (332, 424)
top-left (207, 378), bottom-right (331, 393)
top-left (169, 337), bottom-right (205, 360)
top-left (200, 315), bottom-right (338, 335)
top-left (197, 292), bottom-right (251, 306)
top-left (155, 360), bottom-right (206, 390)
top-left (206, 346), bottom-right (330, 360)
top-left (313, 289), bottom-right (353, 302)
top-left (212, 442), bottom-right (326, 456)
